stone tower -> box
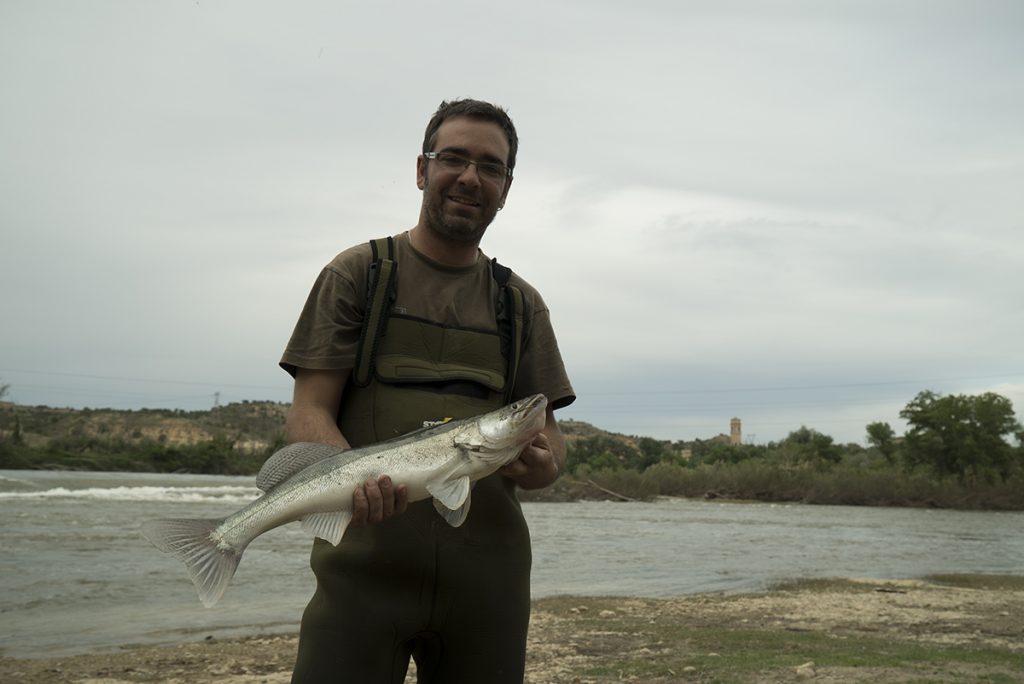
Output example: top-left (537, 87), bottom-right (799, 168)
top-left (730, 417), bottom-right (742, 446)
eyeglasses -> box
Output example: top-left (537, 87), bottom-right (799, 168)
top-left (424, 152), bottom-right (511, 181)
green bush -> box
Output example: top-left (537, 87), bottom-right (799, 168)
top-left (564, 460), bottom-right (1024, 510)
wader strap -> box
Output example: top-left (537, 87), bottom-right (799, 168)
top-left (352, 237), bottom-right (397, 387)
top-left (354, 240), bottom-right (527, 398)
top-left (491, 258), bottom-right (526, 403)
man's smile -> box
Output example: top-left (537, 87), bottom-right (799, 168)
top-left (447, 194), bottom-right (481, 208)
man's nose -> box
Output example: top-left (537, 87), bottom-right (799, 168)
top-left (455, 161), bottom-right (482, 186)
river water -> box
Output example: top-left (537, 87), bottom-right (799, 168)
top-left (2, 469), bottom-right (1022, 658)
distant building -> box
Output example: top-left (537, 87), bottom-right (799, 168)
top-left (730, 417), bottom-right (742, 446)
top-left (709, 417), bottom-right (744, 447)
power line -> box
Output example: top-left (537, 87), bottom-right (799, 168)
top-left (3, 368), bottom-right (1019, 397)
top-left (580, 372), bottom-right (1024, 396)
top-left (0, 367), bottom-right (287, 391)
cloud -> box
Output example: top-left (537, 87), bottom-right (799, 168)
top-left (2, 1), bottom-right (1021, 446)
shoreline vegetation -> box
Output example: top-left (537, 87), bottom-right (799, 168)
top-left (518, 461), bottom-right (1024, 511)
top-left (2, 575), bottom-right (1022, 683)
top-left (2, 396), bottom-right (1022, 511)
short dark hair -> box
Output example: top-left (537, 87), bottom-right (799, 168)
top-left (422, 99), bottom-right (519, 173)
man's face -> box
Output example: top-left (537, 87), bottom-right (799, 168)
top-left (417, 117), bottom-right (513, 245)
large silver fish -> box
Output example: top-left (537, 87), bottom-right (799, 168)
top-left (141, 393), bottom-right (548, 607)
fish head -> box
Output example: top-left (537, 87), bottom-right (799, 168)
top-left (468, 394), bottom-right (548, 457)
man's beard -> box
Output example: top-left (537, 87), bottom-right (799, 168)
top-left (421, 178), bottom-right (497, 245)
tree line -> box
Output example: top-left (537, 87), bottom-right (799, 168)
top-left (549, 390), bottom-right (1023, 510)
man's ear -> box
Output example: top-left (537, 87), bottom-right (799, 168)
top-left (498, 174), bottom-right (513, 208)
top-left (416, 155), bottom-right (427, 190)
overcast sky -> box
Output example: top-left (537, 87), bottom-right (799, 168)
top-left (2, 1), bottom-right (1022, 445)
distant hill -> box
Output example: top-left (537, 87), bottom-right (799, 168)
top-left (0, 400), bottom-right (290, 454)
top-left (559, 417), bottom-right (631, 443)
top-left (0, 401), bottom-right (646, 458)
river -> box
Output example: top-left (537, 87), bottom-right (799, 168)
top-left (1, 469), bottom-right (1021, 658)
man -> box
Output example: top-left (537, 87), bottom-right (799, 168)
top-left (279, 99), bottom-right (575, 683)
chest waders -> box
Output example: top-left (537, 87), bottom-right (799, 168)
top-left (291, 237), bottom-right (534, 684)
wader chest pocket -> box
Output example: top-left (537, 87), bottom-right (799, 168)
top-left (374, 316), bottom-right (507, 392)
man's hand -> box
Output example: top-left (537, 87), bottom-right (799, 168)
top-left (351, 475), bottom-right (410, 526)
top-left (499, 431), bottom-right (561, 490)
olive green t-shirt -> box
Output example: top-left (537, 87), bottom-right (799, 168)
top-left (280, 232), bottom-right (575, 410)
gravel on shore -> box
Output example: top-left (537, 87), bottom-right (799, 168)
top-left (3, 576), bottom-right (1022, 683)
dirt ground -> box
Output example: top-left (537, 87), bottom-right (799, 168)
top-left (2, 577), bottom-right (1021, 683)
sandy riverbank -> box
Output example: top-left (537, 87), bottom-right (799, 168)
top-left (3, 576), bottom-right (1022, 683)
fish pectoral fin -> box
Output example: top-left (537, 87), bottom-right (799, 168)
top-left (428, 475), bottom-right (472, 527)
top-left (427, 475), bottom-right (471, 511)
top-left (301, 510), bottom-right (353, 546)
top-left (433, 495), bottom-right (471, 528)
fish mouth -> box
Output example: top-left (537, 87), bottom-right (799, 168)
top-left (514, 393), bottom-right (548, 414)
top-left (475, 394), bottom-right (548, 450)
top-left (511, 394), bottom-right (548, 432)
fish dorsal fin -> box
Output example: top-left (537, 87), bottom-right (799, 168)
top-left (427, 475), bottom-right (471, 512)
top-left (256, 442), bottom-right (343, 492)
top-left (433, 494), bottom-right (472, 528)
top-left (301, 510), bottom-right (353, 546)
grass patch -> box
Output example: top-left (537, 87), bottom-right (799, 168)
top-left (923, 573), bottom-right (1024, 591)
top-left (572, 620), bottom-right (1022, 683)
top-left (769, 574), bottom-right (1024, 593)
top-left (535, 588), bottom-right (1024, 683)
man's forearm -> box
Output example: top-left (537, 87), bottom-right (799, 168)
top-left (285, 405), bottom-right (351, 449)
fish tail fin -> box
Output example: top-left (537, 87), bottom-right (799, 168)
top-left (141, 518), bottom-right (244, 608)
